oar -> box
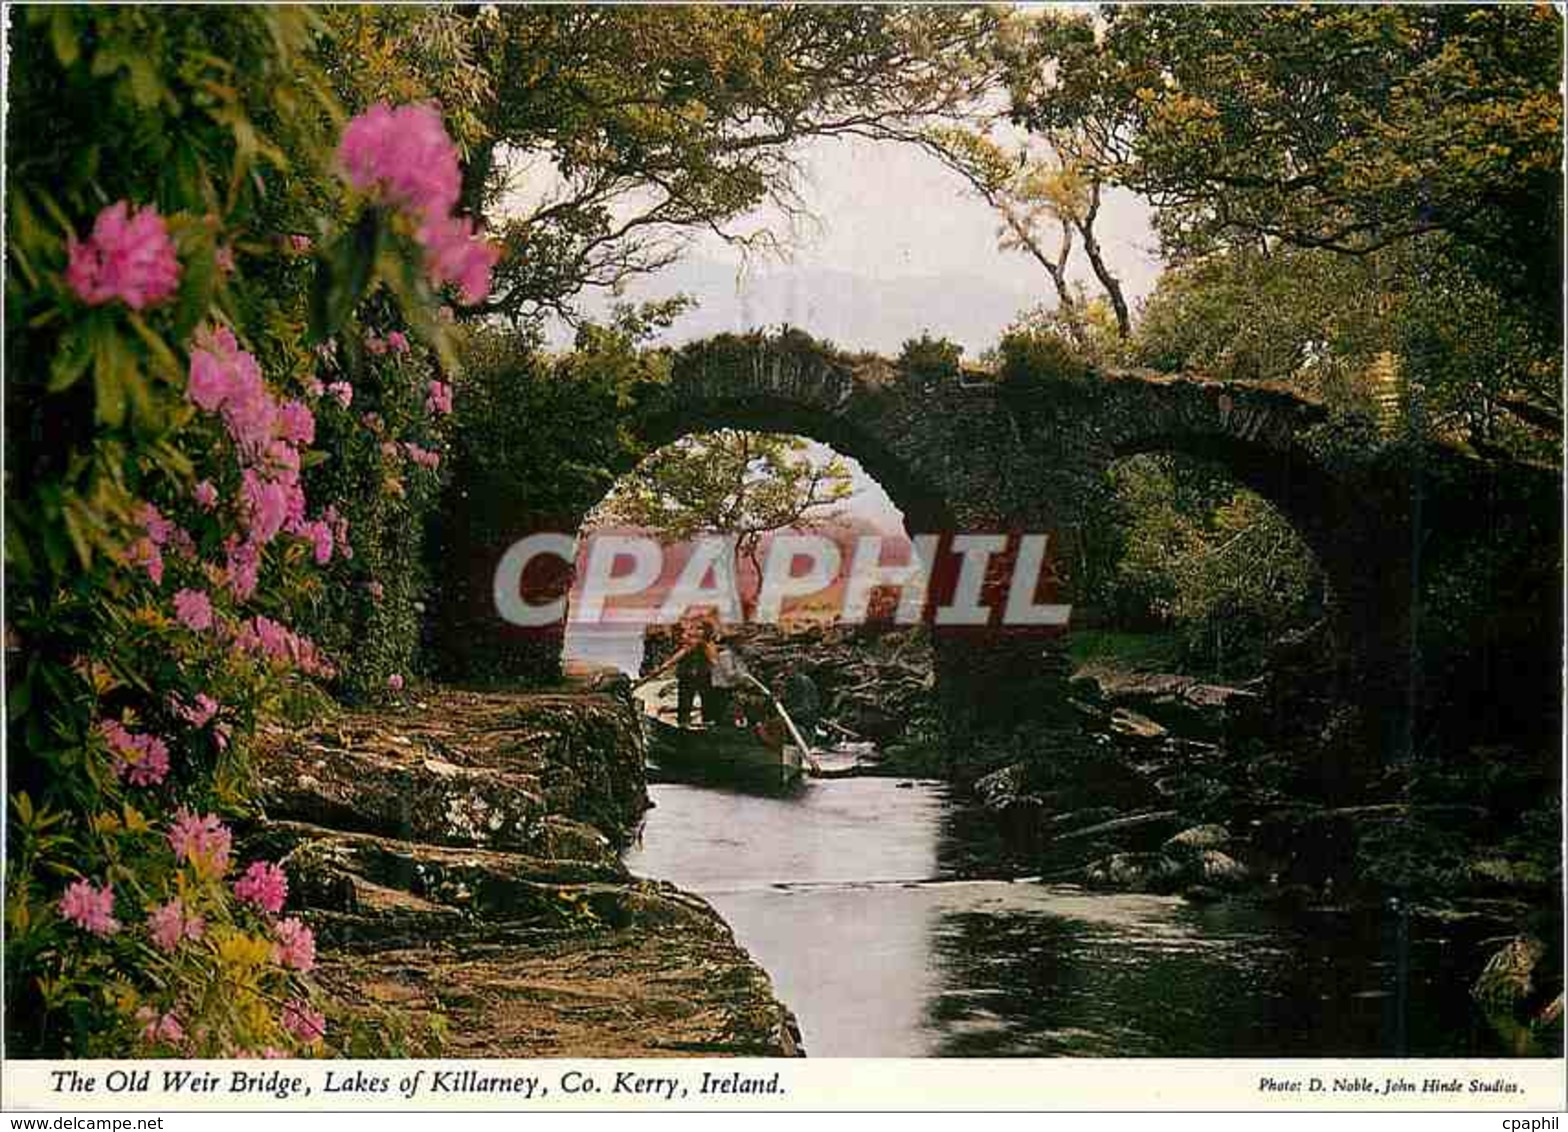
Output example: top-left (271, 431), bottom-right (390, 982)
top-left (743, 673), bottom-right (821, 774)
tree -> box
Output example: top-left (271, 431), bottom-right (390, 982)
top-left (921, 128), bottom-right (1108, 343)
top-left (1007, 6), bottom-right (1563, 341)
top-left (322, 6), bottom-right (1001, 327)
top-left (595, 430), bottom-right (855, 609)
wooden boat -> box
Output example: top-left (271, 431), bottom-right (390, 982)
top-left (634, 678), bottom-right (807, 792)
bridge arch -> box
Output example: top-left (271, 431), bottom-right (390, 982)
top-left (438, 330), bottom-right (1553, 775)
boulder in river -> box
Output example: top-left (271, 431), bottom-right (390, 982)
top-left (1164, 824), bottom-right (1233, 855)
top-left (1083, 852), bottom-right (1187, 893)
top-left (1194, 849), bottom-right (1250, 888)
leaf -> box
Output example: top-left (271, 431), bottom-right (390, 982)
top-left (92, 329), bottom-right (129, 428)
top-left (309, 210), bottom-right (381, 341)
top-left (172, 240), bottom-right (218, 343)
top-left (7, 666), bottom-right (31, 718)
top-left (47, 322), bottom-right (95, 393)
top-left (49, 9), bottom-right (79, 67)
top-left (125, 314), bottom-right (183, 386)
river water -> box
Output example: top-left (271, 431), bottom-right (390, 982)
top-left (623, 776), bottom-right (1538, 1058)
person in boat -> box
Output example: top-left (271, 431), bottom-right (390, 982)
top-left (638, 611), bottom-right (717, 728)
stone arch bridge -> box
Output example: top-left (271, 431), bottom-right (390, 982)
top-left (455, 331), bottom-right (1561, 772)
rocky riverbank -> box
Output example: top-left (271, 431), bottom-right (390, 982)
top-left (249, 689), bottom-right (802, 1057)
top-left (971, 664), bottom-right (1563, 1051)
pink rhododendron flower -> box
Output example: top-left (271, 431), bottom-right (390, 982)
top-left (289, 234), bottom-right (313, 253)
top-left (303, 520), bottom-right (334, 565)
top-left (223, 537), bottom-right (261, 602)
top-left (121, 734), bottom-right (169, 786)
top-left (386, 331), bottom-right (410, 354)
top-left (187, 325), bottom-right (246, 411)
top-left (364, 335), bottom-right (387, 356)
top-left (138, 503), bottom-right (175, 545)
top-left (66, 201), bottom-right (180, 310)
top-left (337, 102), bottom-right (462, 217)
top-left (234, 860), bottom-right (289, 914)
top-left (136, 1007), bottom-right (185, 1046)
top-left (169, 809), bottom-right (233, 876)
top-left (234, 615), bottom-right (334, 676)
top-left (125, 537), bottom-right (164, 585)
top-left (172, 692), bottom-right (220, 729)
top-left (173, 588), bottom-right (214, 632)
top-left (187, 325), bottom-right (281, 457)
top-left (147, 899), bottom-right (205, 952)
top-left (387, 673), bottom-right (404, 692)
top-left (425, 380), bottom-right (453, 416)
top-left (241, 470), bottom-right (289, 545)
top-left (273, 917), bottom-right (316, 972)
top-left (168, 526), bottom-right (197, 561)
top-left (327, 382), bottom-right (353, 408)
top-left (281, 1000), bottom-right (326, 1044)
top-left (193, 480), bottom-right (218, 510)
top-left (417, 213), bottom-right (499, 304)
top-left (100, 720), bottom-right (171, 786)
top-left (59, 879), bottom-right (119, 936)
top-left (277, 401), bottom-right (316, 446)
top-left (366, 580), bottom-right (384, 601)
top-left (404, 442), bottom-right (441, 470)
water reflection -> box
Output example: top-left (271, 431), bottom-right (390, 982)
top-left (623, 777), bottom-right (1540, 1058)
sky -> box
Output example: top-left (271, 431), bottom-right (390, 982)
top-left (567, 133), bottom-right (1164, 358)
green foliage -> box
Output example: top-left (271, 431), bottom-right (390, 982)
top-left (996, 326), bottom-right (1094, 389)
top-left (1090, 456), bottom-right (1324, 681)
top-left (898, 334), bottom-right (963, 382)
top-left (433, 320), bottom-right (657, 682)
top-left (1012, 5), bottom-right (1563, 336)
top-left (1134, 241), bottom-right (1560, 463)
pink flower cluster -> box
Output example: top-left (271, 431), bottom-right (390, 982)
top-left (234, 615), bottom-right (334, 677)
top-left (124, 502), bottom-right (182, 586)
top-left (273, 917), bottom-right (316, 972)
top-left (419, 213), bottom-right (500, 305)
top-left (404, 442), bottom-right (441, 470)
top-left (60, 879), bottom-right (120, 936)
top-left (234, 860), bottom-right (289, 914)
top-left (336, 102), bottom-right (498, 303)
top-left (136, 1007), bottom-right (186, 1047)
top-left (365, 331), bottom-right (411, 356)
top-left (338, 103), bottom-right (462, 216)
top-left (425, 380), bottom-right (453, 416)
top-left (185, 325), bottom-right (348, 599)
top-left (147, 899), bottom-right (205, 953)
top-left (174, 588), bottom-right (214, 632)
top-left (171, 692), bottom-right (220, 729)
top-left (281, 1000), bottom-right (326, 1044)
top-left (168, 809), bottom-right (234, 877)
top-left (99, 719), bottom-right (171, 787)
top-left (66, 201), bottom-right (180, 310)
